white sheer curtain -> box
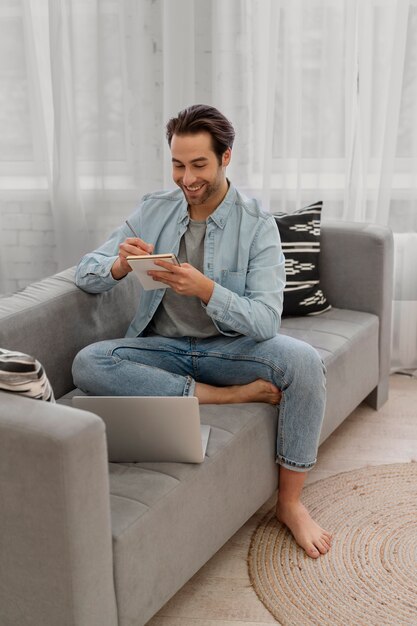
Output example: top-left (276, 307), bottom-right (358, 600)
top-left (0, 0), bottom-right (416, 370)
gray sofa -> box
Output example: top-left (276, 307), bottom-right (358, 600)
top-left (0, 221), bottom-right (393, 626)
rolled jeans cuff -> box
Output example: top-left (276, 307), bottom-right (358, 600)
top-left (275, 454), bottom-right (316, 472)
top-left (184, 375), bottom-right (195, 397)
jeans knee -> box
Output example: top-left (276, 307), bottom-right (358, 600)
top-left (72, 343), bottom-right (101, 389)
top-left (281, 339), bottom-right (325, 390)
top-left (300, 343), bottom-right (326, 387)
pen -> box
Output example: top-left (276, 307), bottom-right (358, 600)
top-left (125, 219), bottom-right (139, 238)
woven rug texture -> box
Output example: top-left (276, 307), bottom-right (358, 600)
top-left (248, 463), bottom-right (417, 626)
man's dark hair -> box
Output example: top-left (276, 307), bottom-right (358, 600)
top-left (166, 104), bottom-right (235, 163)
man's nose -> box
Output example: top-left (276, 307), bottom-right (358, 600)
top-left (182, 169), bottom-right (197, 186)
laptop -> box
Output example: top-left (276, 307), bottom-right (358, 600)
top-left (72, 395), bottom-right (210, 463)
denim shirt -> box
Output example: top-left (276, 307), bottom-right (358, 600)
top-left (75, 183), bottom-right (286, 342)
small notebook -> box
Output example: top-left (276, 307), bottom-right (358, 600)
top-left (127, 254), bottom-right (180, 290)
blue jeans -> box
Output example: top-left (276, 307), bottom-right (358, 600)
top-left (72, 334), bottom-right (326, 472)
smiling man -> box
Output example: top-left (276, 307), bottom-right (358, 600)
top-left (171, 132), bottom-right (230, 217)
top-left (72, 104), bottom-right (331, 559)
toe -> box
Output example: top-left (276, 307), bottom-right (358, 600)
top-left (316, 538), bottom-right (330, 554)
top-left (307, 544), bottom-right (320, 559)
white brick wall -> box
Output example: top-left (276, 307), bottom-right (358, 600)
top-left (0, 200), bottom-right (57, 295)
top-left (0, 195), bottom-right (147, 295)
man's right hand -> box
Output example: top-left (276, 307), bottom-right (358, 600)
top-left (111, 237), bottom-right (154, 280)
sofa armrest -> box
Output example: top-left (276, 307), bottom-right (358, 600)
top-left (0, 393), bottom-right (117, 626)
top-left (320, 221), bottom-right (394, 408)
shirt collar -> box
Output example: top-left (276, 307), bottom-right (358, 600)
top-left (177, 198), bottom-right (190, 224)
top-left (207, 181), bottom-right (236, 229)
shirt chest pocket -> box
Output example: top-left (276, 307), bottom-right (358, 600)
top-left (220, 269), bottom-right (247, 296)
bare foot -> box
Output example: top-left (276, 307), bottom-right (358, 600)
top-left (227, 379), bottom-right (281, 404)
top-left (196, 378), bottom-right (281, 405)
top-left (276, 500), bottom-right (332, 559)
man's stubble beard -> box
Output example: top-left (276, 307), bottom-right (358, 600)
top-left (185, 182), bottom-right (215, 206)
top-left (182, 170), bottom-right (224, 207)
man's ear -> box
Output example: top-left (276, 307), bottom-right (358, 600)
top-left (222, 147), bottom-right (232, 167)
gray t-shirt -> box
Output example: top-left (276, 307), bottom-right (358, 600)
top-left (148, 218), bottom-right (220, 338)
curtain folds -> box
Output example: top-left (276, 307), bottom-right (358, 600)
top-left (1, 0), bottom-right (416, 369)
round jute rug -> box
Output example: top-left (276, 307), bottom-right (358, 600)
top-left (248, 463), bottom-right (417, 626)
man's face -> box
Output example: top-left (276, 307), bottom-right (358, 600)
top-left (171, 132), bottom-right (231, 208)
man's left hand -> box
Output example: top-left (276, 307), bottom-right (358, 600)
top-left (148, 261), bottom-right (214, 304)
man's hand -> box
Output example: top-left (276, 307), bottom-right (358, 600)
top-left (148, 261), bottom-right (214, 304)
top-left (111, 237), bottom-right (154, 280)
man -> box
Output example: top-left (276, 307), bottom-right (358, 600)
top-left (73, 104), bottom-right (332, 558)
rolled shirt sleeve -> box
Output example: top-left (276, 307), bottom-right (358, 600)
top-left (74, 222), bottom-right (136, 293)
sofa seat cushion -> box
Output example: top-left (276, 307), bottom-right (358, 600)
top-left (280, 306), bottom-right (378, 364)
top-left (280, 307), bottom-right (380, 441)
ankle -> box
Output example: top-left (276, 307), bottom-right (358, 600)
top-left (276, 494), bottom-right (302, 508)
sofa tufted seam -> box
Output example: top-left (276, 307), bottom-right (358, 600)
top-left (110, 464), bottom-right (181, 482)
top-left (109, 493), bottom-right (150, 508)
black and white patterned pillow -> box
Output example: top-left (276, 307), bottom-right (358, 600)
top-left (273, 201), bottom-right (331, 316)
top-left (0, 349), bottom-right (55, 402)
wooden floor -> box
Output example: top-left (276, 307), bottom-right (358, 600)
top-left (147, 374), bottom-right (417, 626)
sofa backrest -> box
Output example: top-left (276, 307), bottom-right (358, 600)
top-left (320, 220), bottom-right (393, 408)
top-left (0, 221), bottom-right (393, 404)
